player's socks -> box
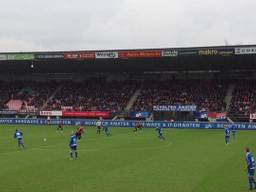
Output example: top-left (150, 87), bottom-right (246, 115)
top-left (249, 177), bottom-right (254, 190)
top-left (70, 152), bottom-right (73, 159)
top-left (75, 152), bottom-right (78, 158)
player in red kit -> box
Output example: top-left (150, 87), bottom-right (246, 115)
top-left (133, 121), bottom-right (142, 134)
top-left (76, 126), bottom-right (85, 140)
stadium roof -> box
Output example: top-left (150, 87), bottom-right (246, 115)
top-left (0, 44), bottom-right (256, 74)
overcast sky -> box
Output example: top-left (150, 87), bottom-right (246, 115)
top-left (0, 0), bottom-right (255, 52)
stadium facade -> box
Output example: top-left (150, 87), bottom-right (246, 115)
top-left (0, 45), bottom-right (256, 124)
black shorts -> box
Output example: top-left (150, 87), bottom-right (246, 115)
top-left (70, 146), bottom-right (77, 150)
top-left (248, 169), bottom-right (255, 176)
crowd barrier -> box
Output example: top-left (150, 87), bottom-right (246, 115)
top-left (0, 118), bottom-right (256, 130)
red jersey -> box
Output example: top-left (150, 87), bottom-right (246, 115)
top-left (76, 127), bottom-right (84, 134)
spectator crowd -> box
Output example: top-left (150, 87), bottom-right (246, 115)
top-left (0, 79), bottom-right (255, 121)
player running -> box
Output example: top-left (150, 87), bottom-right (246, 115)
top-left (245, 148), bottom-right (256, 190)
top-left (69, 132), bottom-right (78, 159)
top-left (133, 121), bottom-right (142, 134)
top-left (103, 124), bottom-right (111, 136)
top-left (224, 124), bottom-right (230, 145)
top-left (13, 129), bottom-right (25, 149)
top-left (96, 119), bottom-right (102, 134)
top-left (76, 126), bottom-right (85, 140)
top-left (57, 121), bottom-right (63, 131)
top-left (155, 126), bottom-right (165, 140)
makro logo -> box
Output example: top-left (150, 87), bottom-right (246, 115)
top-left (198, 49), bottom-right (218, 56)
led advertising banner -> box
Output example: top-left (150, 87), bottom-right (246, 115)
top-left (0, 54), bottom-right (7, 60)
top-left (95, 51), bottom-right (118, 59)
top-left (119, 50), bottom-right (161, 58)
top-left (7, 54), bottom-right (35, 60)
top-left (35, 54), bottom-right (64, 59)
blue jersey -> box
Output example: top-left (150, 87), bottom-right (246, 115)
top-left (230, 124), bottom-right (236, 132)
top-left (69, 135), bottom-right (77, 147)
top-left (103, 125), bottom-right (109, 132)
top-left (14, 131), bottom-right (23, 139)
top-left (246, 152), bottom-right (256, 170)
top-left (156, 127), bottom-right (163, 134)
top-left (225, 128), bottom-right (230, 137)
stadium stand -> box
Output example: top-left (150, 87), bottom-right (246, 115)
top-left (132, 80), bottom-right (227, 112)
top-left (44, 79), bottom-right (138, 113)
top-left (1, 78), bottom-right (256, 121)
top-left (229, 80), bottom-right (256, 121)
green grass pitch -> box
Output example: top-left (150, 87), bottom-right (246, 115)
top-left (0, 125), bottom-right (255, 192)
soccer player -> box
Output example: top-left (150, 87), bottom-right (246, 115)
top-left (103, 124), bottom-right (111, 136)
top-left (245, 148), bottom-right (256, 190)
top-left (224, 124), bottom-right (230, 145)
top-left (133, 121), bottom-right (142, 134)
top-left (47, 116), bottom-right (51, 125)
top-left (69, 132), bottom-right (78, 159)
top-left (57, 121), bottom-right (63, 131)
top-left (231, 124), bottom-right (236, 139)
top-left (76, 126), bottom-right (84, 140)
top-left (96, 119), bottom-right (102, 134)
top-left (155, 126), bottom-right (165, 140)
top-left (13, 129), bottom-right (25, 149)
top-left (227, 117), bottom-right (236, 139)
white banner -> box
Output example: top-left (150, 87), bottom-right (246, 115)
top-left (0, 54), bottom-right (7, 60)
top-left (40, 111), bottom-right (62, 116)
top-left (235, 47), bottom-right (256, 55)
top-left (95, 51), bottom-right (118, 59)
top-left (161, 50), bottom-right (178, 57)
top-left (250, 113), bottom-right (256, 120)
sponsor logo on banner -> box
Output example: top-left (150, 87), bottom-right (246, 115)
top-left (218, 49), bottom-right (234, 56)
top-left (129, 111), bottom-right (150, 118)
top-left (64, 52), bottom-right (95, 60)
top-left (40, 111), bottom-right (62, 116)
top-left (0, 54), bottom-right (7, 60)
top-left (161, 50), bottom-right (178, 57)
top-left (7, 54), bottom-right (35, 60)
top-left (179, 49), bottom-right (198, 56)
top-left (153, 105), bottom-right (197, 112)
top-left (36, 54), bottom-right (64, 59)
top-left (235, 47), bottom-right (256, 55)
top-left (250, 113), bottom-right (256, 120)
top-left (62, 111), bottom-right (110, 118)
top-left (79, 52), bottom-right (95, 59)
top-left (95, 51), bottom-right (118, 59)
top-left (64, 53), bottom-right (79, 59)
top-left (3, 117), bottom-right (256, 130)
top-left (0, 110), bottom-right (17, 115)
top-left (198, 49), bottom-right (218, 56)
top-left (119, 50), bottom-right (161, 58)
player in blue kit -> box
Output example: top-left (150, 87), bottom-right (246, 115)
top-left (227, 117), bottom-right (236, 139)
top-left (103, 124), bottom-right (111, 136)
top-left (155, 126), bottom-right (165, 140)
top-left (224, 124), bottom-right (230, 145)
top-left (13, 129), bottom-right (25, 149)
top-left (245, 148), bottom-right (256, 190)
top-left (231, 124), bottom-right (236, 139)
top-left (69, 132), bottom-right (78, 159)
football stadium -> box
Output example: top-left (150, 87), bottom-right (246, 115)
top-left (1, 45), bottom-right (256, 192)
